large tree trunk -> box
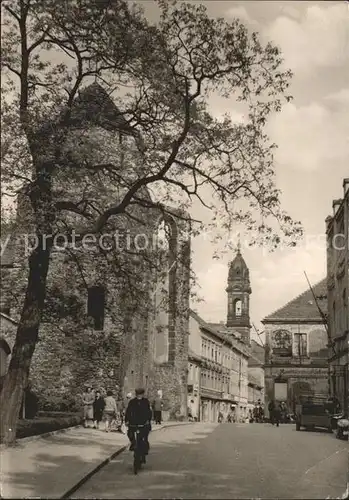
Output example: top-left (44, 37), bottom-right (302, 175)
top-left (0, 162), bottom-right (54, 445)
top-left (0, 240), bottom-right (52, 444)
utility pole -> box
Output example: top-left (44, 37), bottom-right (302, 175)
top-left (303, 271), bottom-right (333, 397)
top-left (252, 323), bottom-right (265, 347)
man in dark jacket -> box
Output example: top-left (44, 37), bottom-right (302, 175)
top-left (268, 400), bottom-right (276, 425)
top-left (125, 388), bottom-right (152, 458)
top-left (268, 400), bottom-right (280, 427)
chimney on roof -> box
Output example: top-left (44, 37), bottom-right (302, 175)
top-left (325, 215), bottom-right (333, 232)
top-left (332, 199), bottom-right (342, 217)
top-left (343, 178), bottom-right (349, 195)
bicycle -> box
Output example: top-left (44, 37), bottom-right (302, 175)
top-left (129, 424), bottom-right (148, 475)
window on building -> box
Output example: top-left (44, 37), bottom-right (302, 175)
top-left (154, 217), bottom-right (177, 364)
top-left (294, 333), bottom-right (307, 357)
top-left (189, 363), bottom-right (193, 383)
top-left (87, 286), bottom-right (105, 331)
top-left (156, 219), bottom-right (171, 252)
top-left (235, 299), bottom-right (242, 316)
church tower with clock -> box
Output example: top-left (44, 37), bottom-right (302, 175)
top-left (226, 244), bottom-right (252, 344)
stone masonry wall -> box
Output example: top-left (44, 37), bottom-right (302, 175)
top-left (1, 85), bottom-right (190, 416)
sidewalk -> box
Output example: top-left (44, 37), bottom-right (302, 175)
top-left (0, 422), bottom-right (191, 499)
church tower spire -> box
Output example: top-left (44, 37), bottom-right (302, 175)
top-left (226, 246), bottom-right (252, 344)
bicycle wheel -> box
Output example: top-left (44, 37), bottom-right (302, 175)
top-left (133, 434), bottom-right (141, 474)
top-left (133, 454), bottom-right (140, 475)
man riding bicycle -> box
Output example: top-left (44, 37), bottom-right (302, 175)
top-left (125, 388), bottom-right (152, 459)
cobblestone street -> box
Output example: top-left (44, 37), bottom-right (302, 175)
top-left (71, 422), bottom-right (348, 499)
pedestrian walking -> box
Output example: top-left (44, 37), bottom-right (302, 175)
top-left (274, 404), bottom-right (281, 427)
top-left (257, 404), bottom-right (264, 423)
top-left (103, 390), bottom-right (118, 432)
top-left (268, 400), bottom-right (279, 426)
top-left (82, 386), bottom-right (95, 428)
top-left (93, 390), bottom-right (105, 429)
top-left (121, 392), bottom-right (133, 433)
top-left (114, 390), bottom-right (125, 433)
top-left (153, 393), bottom-right (163, 424)
top-left (280, 401), bottom-right (287, 423)
top-left (124, 392), bottom-right (133, 410)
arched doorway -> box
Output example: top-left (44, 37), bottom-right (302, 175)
top-left (291, 381), bottom-right (314, 412)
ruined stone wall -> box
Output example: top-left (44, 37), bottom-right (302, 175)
top-left (0, 86), bottom-right (190, 415)
top-left (124, 213), bottom-right (191, 419)
top-left (1, 191), bottom-right (190, 414)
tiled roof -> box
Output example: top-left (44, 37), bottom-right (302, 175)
top-left (188, 348), bottom-right (201, 363)
top-left (250, 340), bottom-right (264, 365)
top-left (189, 310), bottom-right (251, 357)
top-left (248, 373), bottom-right (262, 388)
top-left (190, 310), bottom-right (224, 338)
top-left (207, 322), bottom-right (242, 340)
top-left (262, 278), bottom-right (327, 323)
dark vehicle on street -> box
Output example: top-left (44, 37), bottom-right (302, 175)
top-left (334, 417), bottom-right (349, 441)
top-left (295, 397), bottom-right (341, 432)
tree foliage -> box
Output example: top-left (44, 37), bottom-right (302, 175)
top-left (0, 0), bottom-right (302, 444)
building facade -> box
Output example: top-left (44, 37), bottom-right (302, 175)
top-left (326, 178), bottom-right (349, 416)
top-left (187, 311), bottom-right (203, 421)
top-left (247, 375), bottom-right (263, 409)
top-left (247, 340), bottom-right (265, 410)
top-left (262, 279), bottom-right (329, 416)
top-left (188, 310), bottom-right (250, 423)
top-left (0, 83), bottom-right (190, 418)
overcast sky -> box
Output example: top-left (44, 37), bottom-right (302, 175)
top-left (3, 1), bottom-right (348, 343)
top-left (140, 0), bottom-right (349, 340)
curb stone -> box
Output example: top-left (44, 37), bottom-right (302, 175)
top-left (61, 444), bottom-right (128, 499)
top-left (60, 421), bottom-right (193, 499)
top-left (0, 424), bottom-right (84, 450)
